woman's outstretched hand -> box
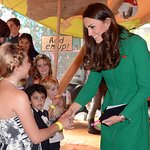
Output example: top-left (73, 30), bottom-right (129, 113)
top-left (62, 108), bottom-right (75, 130)
top-left (62, 102), bottom-right (82, 118)
top-left (59, 102), bottom-right (82, 129)
top-left (58, 110), bottom-right (75, 130)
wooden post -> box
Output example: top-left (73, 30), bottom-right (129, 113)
top-left (58, 45), bottom-right (85, 94)
top-left (54, 0), bottom-right (62, 78)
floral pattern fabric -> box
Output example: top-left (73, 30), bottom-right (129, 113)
top-left (0, 116), bottom-right (32, 150)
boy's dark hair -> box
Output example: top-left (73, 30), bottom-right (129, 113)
top-left (25, 84), bottom-right (47, 101)
top-left (7, 18), bottom-right (21, 27)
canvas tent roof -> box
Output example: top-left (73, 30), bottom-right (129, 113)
top-left (1, 0), bottom-right (150, 93)
top-left (0, 0), bottom-right (150, 38)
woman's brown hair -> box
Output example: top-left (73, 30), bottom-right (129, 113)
top-left (83, 3), bottom-right (125, 72)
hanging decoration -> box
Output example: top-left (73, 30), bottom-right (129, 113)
top-left (118, 0), bottom-right (138, 19)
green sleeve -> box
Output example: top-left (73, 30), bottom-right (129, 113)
top-left (74, 70), bottom-right (102, 109)
top-left (121, 36), bottom-right (150, 119)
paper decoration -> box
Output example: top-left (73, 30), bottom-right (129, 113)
top-left (118, 0), bottom-right (138, 19)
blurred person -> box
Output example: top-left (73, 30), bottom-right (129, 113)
top-left (18, 33), bottom-right (40, 89)
top-left (67, 64), bottom-right (88, 118)
top-left (40, 76), bottom-right (64, 150)
top-left (0, 19), bottom-right (10, 45)
top-left (87, 78), bottom-right (107, 134)
top-left (6, 18), bottom-right (21, 44)
top-left (19, 33), bottom-right (39, 62)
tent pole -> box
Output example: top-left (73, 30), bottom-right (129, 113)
top-left (58, 45), bottom-right (85, 95)
top-left (54, 0), bottom-right (62, 78)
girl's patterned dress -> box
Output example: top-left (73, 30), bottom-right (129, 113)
top-left (0, 116), bottom-right (32, 150)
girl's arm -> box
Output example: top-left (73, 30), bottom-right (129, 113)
top-left (14, 90), bottom-right (71, 144)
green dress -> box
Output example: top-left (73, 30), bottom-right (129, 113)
top-left (75, 32), bottom-right (150, 150)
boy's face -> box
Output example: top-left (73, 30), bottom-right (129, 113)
top-left (30, 91), bottom-right (46, 111)
top-left (7, 21), bottom-right (20, 35)
top-left (46, 84), bottom-right (58, 100)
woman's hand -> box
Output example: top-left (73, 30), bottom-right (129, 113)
top-left (62, 102), bottom-right (82, 118)
top-left (62, 108), bottom-right (76, 119)
top-left (60, 102), bottom-right (82, 129)
top-left (58, 114), bottom-right (74, 130)
top-left (102, 115), bottom-right (125, 126)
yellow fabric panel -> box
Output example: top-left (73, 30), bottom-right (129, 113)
top-left (0, 0), bottom-right (145, 38)
top-left (60, 16), bottom-right (83, 38)
top-left (119, 19), bottom-right (141, 29)
top-left (31, 16), bottom-right (83, 38)
top-left (1, 0), bottom-right (27, 15)
top-left (1, 0), bottom-right (83, 37)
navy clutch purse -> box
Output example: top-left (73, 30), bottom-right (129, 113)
top-left (100, 103), bottom-right (127, 122)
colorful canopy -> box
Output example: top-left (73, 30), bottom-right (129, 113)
top-left (0, 0), bottom-right (150, 38)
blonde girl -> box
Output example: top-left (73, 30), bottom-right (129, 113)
top-left (0, 43), bottom-right (72, 149)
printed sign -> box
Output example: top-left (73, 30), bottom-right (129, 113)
top-left (42, 36), bottom-right (72, 51)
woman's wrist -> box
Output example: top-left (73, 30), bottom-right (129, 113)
top-left (69, 102), bottom-right (81, 114)
top-left (119, 115), bottom-right (126, 122)
top-left (55, 121), bottom-right (63, 131)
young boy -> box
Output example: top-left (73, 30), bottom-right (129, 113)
top-left (40, 76), bottom-right (64, 150)
top-left (25, 84), bottom-right (50, 150)
top-left (6, 18), bottom-right (21, 44)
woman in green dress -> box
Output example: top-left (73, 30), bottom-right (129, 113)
top-left (63, 3), bottom-right (150, 150)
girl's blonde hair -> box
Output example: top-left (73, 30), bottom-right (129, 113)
top-left (31, 54), bottom-right (53, 80)
top-left (0, 43), bottom-right (25, 78)
top-left (40, 75), bottom-right (59, 89)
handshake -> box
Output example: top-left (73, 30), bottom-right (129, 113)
top-left (57, 108), bottom-right (75, 130)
